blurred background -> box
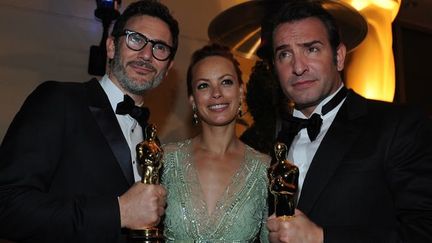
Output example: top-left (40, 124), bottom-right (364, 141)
top-left (0, 0), bottom-right (431, 144)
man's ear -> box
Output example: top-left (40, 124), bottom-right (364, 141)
top-left (336, 43), bottom-right (346, 71)
top-left (106, 36), bottom-right (116, 60)
top-left (165, 60), bottom-right (174, 78)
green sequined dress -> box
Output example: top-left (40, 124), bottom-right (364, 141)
top-left (162, 139), bottom-right (270, 242)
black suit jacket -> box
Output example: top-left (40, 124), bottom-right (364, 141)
top-left (0, 79), bottom-right (136, 242)
top-left (295, 90), bottom-right (432, 242)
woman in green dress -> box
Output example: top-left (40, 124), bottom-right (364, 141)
top-left (162, 43), bottom-right (270, 242)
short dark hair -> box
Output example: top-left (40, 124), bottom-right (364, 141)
top-left (111, 0), bottom-right (179, 59)
top-left (261, 1), bottom-right (341, 63)
top-left (186, 43), bottom-right (243, 96)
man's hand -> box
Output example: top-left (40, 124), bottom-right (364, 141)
top-left (118, 183), bottom-right (166, 229)
top-left (267, 209), bottom-right (323, 243)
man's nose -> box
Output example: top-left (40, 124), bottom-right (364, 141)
top-left (292, 55), bottom-right (309, 75)
top-left (137, 44), bottom-right (153, 61)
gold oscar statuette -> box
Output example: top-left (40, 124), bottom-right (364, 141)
top-left (268, 142), bottom-right (299, 219)
top-left (127, 124), bottom-right (164, 243)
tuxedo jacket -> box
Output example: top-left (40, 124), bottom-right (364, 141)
top-left (295, 90), bottom-right (432, 242)
top-left (0, 79), bottom-right (137, 242)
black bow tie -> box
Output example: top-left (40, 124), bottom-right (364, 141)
top-left (277, 86), bottom-right (348, 145)
top-left (115, 95), bottom-right (150, 128)
top-left (280, 113), bottom-right (322, 143)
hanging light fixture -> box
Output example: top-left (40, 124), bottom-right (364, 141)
top-left (88, 0), bottom-right (121, 76)
top-left (208, 0), bottom-right (368, 60)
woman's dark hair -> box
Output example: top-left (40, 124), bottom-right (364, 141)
top-left (111, 0), bottom-right (179, 59)
top-left (186, 43), bottom-right (243, 96)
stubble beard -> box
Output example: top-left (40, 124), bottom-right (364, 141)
top-left (283, 77), bottom-right (324, 112)
top-left (111, 48), bottom-right (166, 95)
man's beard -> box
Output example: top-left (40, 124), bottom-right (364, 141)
top-left (111, 48), bottom-right (166, 95)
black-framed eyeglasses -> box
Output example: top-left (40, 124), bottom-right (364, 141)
top-left (119, 29), bottom-right (173, 61)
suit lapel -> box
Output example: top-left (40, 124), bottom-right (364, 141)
top-left (297, 90), bottom-right (367, 213)
top-left (85, 79), bottom-right (134, 186)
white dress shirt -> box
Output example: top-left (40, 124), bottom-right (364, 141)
top-left (288, 85), bottom-right (346, 197)
top-left (99, 75), bottom-right (143, 182)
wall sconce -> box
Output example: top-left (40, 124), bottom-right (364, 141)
top-left (88, 0), bottom-right (121, 76)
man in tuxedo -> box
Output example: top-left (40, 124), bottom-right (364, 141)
top-left (0, 0), bottom-right (178, 242)
top-left (263, 2), bottom-right (432, 242)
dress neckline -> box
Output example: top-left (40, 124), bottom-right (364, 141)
top-left (188, 138), bottom-right (248, 216)
top-left (181, 139), bottom-right (254, 237)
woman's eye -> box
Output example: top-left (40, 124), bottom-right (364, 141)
top-left (221, 79), bottom-right (234, 85)
top-left (197, 83), bottom-right (208, 90)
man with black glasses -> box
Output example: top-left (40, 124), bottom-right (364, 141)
top-left (0, 1), bottom-right (178, 242)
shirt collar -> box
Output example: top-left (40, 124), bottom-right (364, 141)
top-left (99, 74), bottom-right (124, 113)
top-left (293, 84), bottom-right (345, 119)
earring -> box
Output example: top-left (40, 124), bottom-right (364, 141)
top-left (238, 101), bottom-right (243, 117)
top-left (192, 106), bottom-right (199, 125)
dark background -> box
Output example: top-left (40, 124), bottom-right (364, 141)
top-left (393, 0), bottom-right (432, 116)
